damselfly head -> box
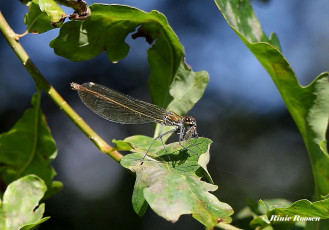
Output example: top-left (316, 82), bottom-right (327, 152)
top-left (71, 82), bottom-right (81, 90)
top-left (183, 116), bottom-right (196, 127)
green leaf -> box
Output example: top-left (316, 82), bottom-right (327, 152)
top-left (214, 0), bottom-right (329, 199)
top-left (153, 61), bottom-right (209, 140)
top-left (120, 136), bottom-right (233, 228)
top-left (248, 198), bottom-right (329, 229)
top-left (0, 175), bottom-right (49, 230)
top-left (0, 93), bottom-right (61, 198)
top-left (112, 139), bottom-right (134, 151)
top-left (50, 4), bottom-right (182, 62)
top-left (234, 199), bottom-right (300, 229)
top-left (214, 0), bottom-right (279, 48)
top-left (50, 4), bottom-right (209, 141)
top-left (265, 198), bottom-right (329, 219)
top-left (24, 0), bottom-right (66, 33)
top-left (235, 198), bottom-right (329, 229)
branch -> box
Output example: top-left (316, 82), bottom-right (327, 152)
top-left (0, 11), bottom-right (123, 163)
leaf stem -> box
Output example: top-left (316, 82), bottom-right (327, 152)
top-left (0, 11), bottom-right (123, 163)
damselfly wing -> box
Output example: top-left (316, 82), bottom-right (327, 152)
top-left (71, 82), bottom-right (199, 160)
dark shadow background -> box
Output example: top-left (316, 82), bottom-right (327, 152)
top-left (1, 0), bottom-right (329, 229)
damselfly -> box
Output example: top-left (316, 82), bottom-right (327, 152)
top-left (71, 82), bottom-right (199, 160)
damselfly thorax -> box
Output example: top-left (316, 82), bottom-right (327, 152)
top-left (71, 82), bottom-right (199, 160)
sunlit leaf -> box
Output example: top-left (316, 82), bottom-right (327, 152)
top-left (0, 175), bottom-right (49, 230)
top-left (215, 0), bottom-right (329, 228)
top-left (153, 61), bottom-right (209, 140)
top-left (214, 0), bottom-right (329, 199)
top-left (24, 0), bottom-right (65, 33)
top-left (120, 136), bottom-right (233, 228)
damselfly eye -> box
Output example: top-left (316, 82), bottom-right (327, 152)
top-left (183, 116), bottom-right (196, 127)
